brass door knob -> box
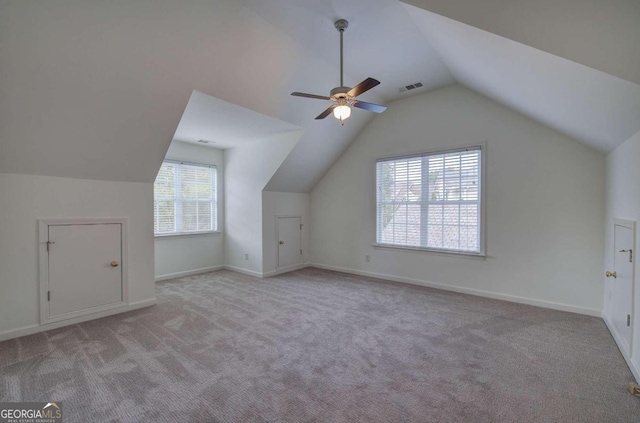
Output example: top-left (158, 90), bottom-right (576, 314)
top-left (606, 271), bottom-right (617, 279)
top-left (111, 261), bottom-right (120, 267)
top-left (279, 240), bottom-right (284, 245)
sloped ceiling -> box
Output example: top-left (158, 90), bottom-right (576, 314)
top-left (404, 4), bottom-right (640, 153)
top-left (0, 0), bottom-right (340, 183)
top-left (1, 0), bottom-right (638, 190)
top-left (237, 0), bottom-right (454, 102)
top-left (0, 0), bottom-right (452, 191)
top-left (173, 91), bottom-right (301, 150)
top-left (242, 0), bottom-right (456, 192)
top-left (403, 0), bottom-right (640, 86)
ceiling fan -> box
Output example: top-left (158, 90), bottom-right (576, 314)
top-left (291, 19), bottom-right (387, 125)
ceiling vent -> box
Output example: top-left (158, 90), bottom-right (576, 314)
top-left (398, 81), bottom-right (424, 93)
top-left (197, 140), bottom-right (212, 144)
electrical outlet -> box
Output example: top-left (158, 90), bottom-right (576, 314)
top-left (365, 255), bottom-right (370, 262)
top-left (244, 253), bottom-right (249, 261)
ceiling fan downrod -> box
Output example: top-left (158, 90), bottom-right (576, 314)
top-left (335, 19), bottom-right (349, 89)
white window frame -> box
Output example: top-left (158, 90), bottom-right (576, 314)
top-left (374, 144), bottom-right (486, 259)
top-left (154, 160), bottom-right (219, 237)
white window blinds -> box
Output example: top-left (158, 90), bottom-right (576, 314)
top-left (154, 161), bottom-right (217, 235)
top-left (376, 146), bottom-right (482, 253)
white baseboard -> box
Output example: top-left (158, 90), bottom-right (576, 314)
top-left (309, 263), bottom-right (602, 317)
top-left (223, 265), bottom-right (265, 279)
top-left (632, 358), bottom-right (640, 384)
top-left (0, 298), bottom-right (157, 342)
top-left (263, 263), bottom-right (310, 278)
top-left (155, 265), bottom-right (225, 282)
top-left (155, 263), bottom-right (311, 281)
top-left (603, 314), bottom-right (639, 383)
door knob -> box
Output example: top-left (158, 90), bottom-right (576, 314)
top-left (111, 261), bottom-right (120, 267)
top-left (606, 271), bottom-right (617, 279)
top-left (279, 240), bottom-right (284, 245)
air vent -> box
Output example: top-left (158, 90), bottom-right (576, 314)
top-left (398, 81), bottom-right (425, 93)
top-left (197, 140), bottom-right (212, 144)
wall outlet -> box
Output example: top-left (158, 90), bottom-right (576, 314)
top-left (365, 255), bottom-right (370, 262)
top-left (244, 253), bottom-right (249, 261)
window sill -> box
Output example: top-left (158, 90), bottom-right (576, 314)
top-left (155, 231), bottom-right (221, 239)
top-left (372, 243), bottom-right (486, 260)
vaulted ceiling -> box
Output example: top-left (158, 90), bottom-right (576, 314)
top-left (404, 0), bottom-right (640, 86)
top-left (405, 4), bottom-right (640, 153)
top-left (1, 0), bottom-right (638, 192)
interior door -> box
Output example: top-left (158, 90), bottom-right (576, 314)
top-left (48, 223), bottom-right (123, 318)
top-left (607, 219), bottom-right (635, 356)
top-left (278, 217), bottom-right (302, 268)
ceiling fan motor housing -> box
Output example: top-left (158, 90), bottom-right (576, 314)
top-left (335, 19), bottom-right (349, 31)
top-left (330, 86), bottom-right (352, 99)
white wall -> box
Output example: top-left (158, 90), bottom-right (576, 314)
top-left (262, 191), bottom-right (310, 276)
top-left (310, 84), bottom-right (605, 315)
top-left (224, 131), bottom-right (301, 276)
top-left (0, 173), bottom-right (155, 338)
top-left (605, 129), bottom-right (640, 380)
top-left (154, 141), bottom-right (225, 280)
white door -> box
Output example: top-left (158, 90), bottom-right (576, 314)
top-left (47, 224), bottom-right (123, 319)
top-left (606, 219), bottom-right (635, 356)
top-left (277, 217), bottom-right (302, 268)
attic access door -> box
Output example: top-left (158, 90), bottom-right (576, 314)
top-left (40, 219), bottom-right (128, 324)
top-left (604, 218), bottom-right (635, 357)
top-left (277, 216), bottom-right (302, 269)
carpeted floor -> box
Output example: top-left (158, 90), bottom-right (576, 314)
top-left (1, 268), bottom-right (639, 422)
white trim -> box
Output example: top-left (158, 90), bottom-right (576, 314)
top-left (276, 215), bottom-right (303, 269)
top-left (603, 312), bottom-right (630, 357)
top-left (38, 218), bottom-right (129, 325)
top-left (372, 243), bottom-right (486, 260)
top-left (154, 161), bottom-right (219, 235)
top-left (604, 314), bottom-right (640, 382)
top-left (43, 302), bottom-right (129, 325)
top-left (603, 217), bottom-right (637, 381)
top-left (164, 159), bottom-right (216, 169)
top-left (375, 142), bottom-right (487, 257)
top-left (263, 263), bottom-right (309, 278)
top-left (633, 358), bottom-right (640, 384)
top-left (374, 142), bottom-right (484, 163)
top-left (613, 217), bottom-right (636, 229)
top-left (308, 263), bottom-right (601, 317)
top-left (155, 264), bottom-right (312, 281)
top-left (616, 218), bottom-right (635, 357)
top-left (0, 299), bottom-right (156, 342)
top-left (223, 265), bottom-right (265, 279)
top-left (155, 231), bottom-right (221, 239)
top-left (155, 265), bottom-right (225, 282)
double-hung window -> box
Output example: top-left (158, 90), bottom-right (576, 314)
top-left (154, 161), bottom-right (218, 235)
top-left (376, 146), bottom-right (483, 255)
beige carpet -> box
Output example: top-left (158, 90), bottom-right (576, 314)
top-left (1, 268), bottom-right (639, 422)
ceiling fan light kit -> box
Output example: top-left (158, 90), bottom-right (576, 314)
top-left (291, 18), bottom-right (387, 125)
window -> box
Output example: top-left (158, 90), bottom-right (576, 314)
top-left (376, 146), bottom-right (483, 254)
top-left (154, 161), bottom-right (218, 235)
